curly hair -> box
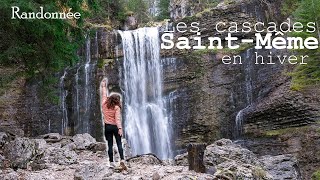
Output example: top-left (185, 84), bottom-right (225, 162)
top-left (106, 94), bottom-right (121, 109)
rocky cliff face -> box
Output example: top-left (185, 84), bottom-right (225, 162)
top-left (169, 0), bottom-right (283, 22)
top-left (0, 67), bottom-right (25, 137)
top-left (161, 48), bottom-right (287, 147)
top-left (244, 83), bottom-right (320, 132)
top-left (163, 0), bottom-right (320, 177)
top-left (160, 0), bottom-right (286, 146)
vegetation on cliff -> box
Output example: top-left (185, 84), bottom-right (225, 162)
top-left (0, 0), bottom-right (102, 103)
top-left (0, 0), bottom-right (99, 77)
top-left (290, 0), bottom-right (320, 90)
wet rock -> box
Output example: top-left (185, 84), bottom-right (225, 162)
top-left (72, 133), bottom-right (96, 150)
top-left (260, 154), bottom-right (302, 180)
top-left (127, 154), bottom-right (162, 165)
top-left (3, 138), bottom-right (36, 169)
top-left (41, 133), bottom-right (62, 143)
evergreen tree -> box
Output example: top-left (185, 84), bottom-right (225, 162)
top-left (126, 0), bottom-right (149, 23)
top-left (157, 0), bottom-right (170, 20)
top-left (290, 0), bottom-right (320, 90)
top-left (0, 0), bottom-right (93, 77)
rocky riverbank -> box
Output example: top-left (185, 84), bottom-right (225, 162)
top-left (0, 132), bottom-right (301, 179)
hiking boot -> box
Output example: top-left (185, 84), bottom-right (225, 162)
top-left (119, 160), bottom-right (127, 171)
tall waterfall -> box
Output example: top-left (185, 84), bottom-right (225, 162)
top-left (235, 48), bottom-right (254, 138)
top-left (118, 27), bottom-right (172, 159)
top-left (59, 70), bottom-right (68, 135)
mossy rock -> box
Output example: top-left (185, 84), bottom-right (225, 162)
top-left (98, 58), bottom-right (114, 68)
top-left (312, 169), bottom-right (320, 180)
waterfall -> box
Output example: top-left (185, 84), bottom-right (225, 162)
top-left (59, 70), bottom-right (68, 135)
top-left (118, 27), bottom-right (172, 159)
top-left (235, 48), bottom-right (254, 138)
top-left (165, 90), bottom-right (178, 133)
top-left (244, 49), bottom-right (253, 105)
top-left (83, 35), bottom-right (92, 133)
top-left (60, 33), bottom-right (96, 135)
top-left (72, 35), bottom-right (92, 134)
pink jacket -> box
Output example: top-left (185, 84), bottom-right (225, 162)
top-left (102, 97), bottom-right (122, 129)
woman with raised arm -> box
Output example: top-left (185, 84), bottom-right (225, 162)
top-left (101, 80), bottom-right (125, 168)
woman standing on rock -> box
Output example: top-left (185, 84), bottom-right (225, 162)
top-left (101, 80), bottom-right (125, 168)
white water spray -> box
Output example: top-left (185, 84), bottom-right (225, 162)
top-left (118, 27), bottom-right (172, 159)
top-left (235, 48), bottom-right (254, 138)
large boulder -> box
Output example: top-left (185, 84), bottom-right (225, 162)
top-left (174, 139), bottom-right (300, 179)
top-left (32, 146), bottom-right (78, 168)
top-left (3, 138), bottom-right (37, 169)
top-left (127, 154), bottom-right (162, 165)
top-left (260, 154), bottom-right (302, 180)
top-left (122, 16), bottom-right (138, 30)
top-left (30, 138), bottom-right (77, 170)
top-left (205, 139), bottom-right (261, 166)
top-left (72, 133), bottom-right (96, 150)
top-left (214, 160), bottom-right (272, 180)
top-left (205, 139), bottom-right (272, 179)
top-left (74, 161), bottom-right (112, 180)
top-left (47, 147), bottom-right (78, 165)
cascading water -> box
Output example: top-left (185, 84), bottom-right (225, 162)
top-left (235, 48), bottom-right (254, 138)
top-left (118, 27), bottom-right (172, 159)
top-left (165, 90), bottom-right (178, 134)
top-left (83, 34), bottom-right (92, 133)
top-left (59, 70), bottom-right (68, 135)
top-left (57, 33), bottom-right (98, 136)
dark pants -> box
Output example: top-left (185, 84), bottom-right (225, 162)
top-left (105, 124), bottom-right (124, 162)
